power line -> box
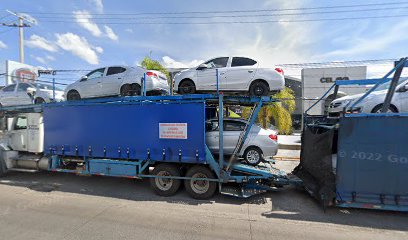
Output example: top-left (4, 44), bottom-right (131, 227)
top-left (19, 1), bottom-right (408, 15)
top-left (34, 14), bottom-right (408, 25)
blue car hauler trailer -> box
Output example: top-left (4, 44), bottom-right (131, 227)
top-left (295, 57), bottom-right (408, 212)
top-left (0, 93), bottom-right (301, 199)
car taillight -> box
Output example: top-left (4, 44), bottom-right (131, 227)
top-left (269, 134), bottom-right (278, 141)
top-left (275, 68), bottom-right (284, 75)
top-left (146, 71), bottom-right (158, 78)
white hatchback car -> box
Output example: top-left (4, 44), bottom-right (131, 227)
top-left (206, 118), bottom-right (278, 165)
top-left (328, 78), bottom-right (408, 117)
top-left (174, 57), bottom-right (285, 96)
top-left (64, 66), bottom-right (169, 101)
top-left (0, 82), bottom-right (64, 106)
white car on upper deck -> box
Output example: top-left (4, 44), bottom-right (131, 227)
top-left (64, 65), bottom-right (169, 101)
top-left (173, 57), bottom-right (285, 96)
top-left (328, 77), bottom-right (408, 117)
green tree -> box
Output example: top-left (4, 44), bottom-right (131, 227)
top-left (140, 56), bottom-right (171, 81)
top-left (242, 87), bottom-right (296, 134)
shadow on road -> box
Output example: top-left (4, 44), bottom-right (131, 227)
top-left (1, 171), bottom-right (407, 232)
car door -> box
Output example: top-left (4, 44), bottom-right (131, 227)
top-left (9, 116), bottom-right (28, 151)
top-left (0, 84), bottom-right (17, 106)
top-left (205, 120), bottom-right (220, 153)
top-left (80, 68), bottom-right (106, 97)
top-left (223, 120), bottom-right (246, 155)
top-left (15, 83), bottom-right (34, 105)
top-left (102, 66), bottom-right (127, 96)
top-left (226, 57), bottom-right (258, 90)
top-left (196, 57), bottom-right (229, 90)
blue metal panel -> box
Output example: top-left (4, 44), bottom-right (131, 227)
top-left (44, 102), bottom-right (206, 163)
top-left (89, 161), bottom-right (137, 177)
top-left (336, 115), bottom-right (408, 209)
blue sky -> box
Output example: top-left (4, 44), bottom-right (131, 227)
top-left (0, 0), bottom-right (408, 83)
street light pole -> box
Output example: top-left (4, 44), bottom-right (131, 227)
top-left (18, 17), bottom-right (24, 63)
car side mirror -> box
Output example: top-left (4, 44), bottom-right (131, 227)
top-left (80, 76), bottom-right (88, 82)
top-left (196, 64), bottom-right (208, 70)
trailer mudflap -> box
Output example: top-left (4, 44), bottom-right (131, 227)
top-left (293, 124), bottom-right (337, 208)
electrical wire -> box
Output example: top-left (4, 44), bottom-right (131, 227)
top-left (20, 1), bottom-right (408, 15)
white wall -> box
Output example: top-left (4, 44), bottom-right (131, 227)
top-left (302, 66), bottom-right (367, 115)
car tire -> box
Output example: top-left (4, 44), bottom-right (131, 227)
top-left (249, 81), bottom-right (269, 96)
top-left (120, 84), bottom-right (133, 96)
top-left (178, 80), bottom-right (196, 94)
top-left (243, 147), bottom-right (264, 166)
top-left (131, 84), bottom-right (141, 96)
top-left (184, 166), bottom-right (217, 200)
top-left (371, 104), bottom-right (398, 113)
top-left (67, 90), bottom-right (81, 101)
top-left (149, 163), bottom-right (181, 197)
top-left (34, 97), bottom-right (45, 104)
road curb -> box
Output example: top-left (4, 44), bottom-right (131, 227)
top-left (278, 143), bottom-right (301, 150)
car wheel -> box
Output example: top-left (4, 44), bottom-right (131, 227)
top-left (34, 98), bottom-right (45, 104)
top-left (184, 166), bottom-right (217, 200)
top-left (120, 84), bottom-right (133, 96)
top-left (371, 104), bottom-right (398, 113)
top-left (249, 81), bottom-right (269, 96)
top-left (0, 150), bottom-right (7, 177)
top-left (132, 84), bottom-right (141, 96)
top-left (67, 90), bottom-right (81, 101)
top-left (243, 147), bottom-right (264, 166)
top-left (179, 80), bottom-right (196, 94)
top-left (149, 164), bottom-right (181, 197)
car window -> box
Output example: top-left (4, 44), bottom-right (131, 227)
top-left (204, 57), bottom-right (229, 69)
top-left (2, 84), bottom-right (16, 92)
top-left (107, 67), bottom-right (126, 76)
top-left (14, 117), bottom-right (27, 130)
top-left (86, 68), bottom-right (105, 80)
top-left (206, 121), bottom-right (219, 131)
top-left (224, 121), bottom-right (246, 131)
top-left (17, 83), bottom-right (31, 92)
top-left (231, 57), bottom-right (257, 67)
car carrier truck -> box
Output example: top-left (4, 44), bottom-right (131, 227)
top-left (0, 94), bottom-right (300, 199)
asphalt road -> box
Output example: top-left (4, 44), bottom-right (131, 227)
top-left (0, 161), bottom-right (407, 240)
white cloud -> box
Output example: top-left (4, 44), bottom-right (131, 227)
top-left (89, 0), bottom-right (104, 13)
top-left (33, 56), bottom-right (47, 65)
top-left (26, 35), bottom-right (58, 52)
top-left (46, 55), bottom-right (55, 61)
top-left (0, 40), bottom-right (7, 49)
top-left (55, 32), bottom-right (103, 65)
top-left (73, 10), bottom-right (102, 37)
top-left (104, 25), bottom-right (118, 41)
top-left (125, 28), bottom-right (133, 33)
top-left (162, 56), bottom-right (203, 68)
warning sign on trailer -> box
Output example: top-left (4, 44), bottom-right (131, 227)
top-left (159, 123), bottom-right (188, 139)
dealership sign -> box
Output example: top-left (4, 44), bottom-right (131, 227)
top-left (5, 60), bottom-right (38, 85)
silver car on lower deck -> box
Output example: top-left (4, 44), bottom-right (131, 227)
top-left (206, 118), bottom-right (278, 165)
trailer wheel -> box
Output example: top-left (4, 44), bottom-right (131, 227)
top-left (150, 164), bottom-right (181, 197)
top-left (184, 166), bottom-right (217, 200)
top-left (0, 150), bottom-right (7, 177)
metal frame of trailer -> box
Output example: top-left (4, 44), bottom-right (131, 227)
top-left (0, 93), bottom-right (302, 198)
top-left (298, 57), bottom-right (408, 212)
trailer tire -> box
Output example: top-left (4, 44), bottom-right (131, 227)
top-left (184, 166), bottom-right (217, 200)
top-left (0, 150), bottom-right (7, 177)
top-left (150, 164), bottom-right (181, 197)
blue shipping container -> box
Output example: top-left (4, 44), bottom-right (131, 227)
top-left (43, 102), bottom-right (206, 163)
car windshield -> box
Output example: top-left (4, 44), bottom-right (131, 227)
top-left (32, 83), bottom-right (63, 91)
top-left (374, 78), bottom-right (408, 91)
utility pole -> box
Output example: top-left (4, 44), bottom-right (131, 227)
top-left (2, 10), bottom-right (35, 63)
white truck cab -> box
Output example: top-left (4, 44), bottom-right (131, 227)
top-left (6, 113), bottom-right (44, 153)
